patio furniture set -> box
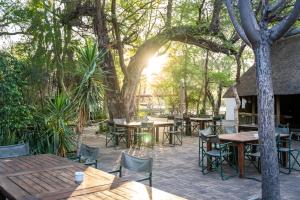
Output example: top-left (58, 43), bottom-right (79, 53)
top-left (198, 125), bottom-right (300, 180)
top-left (0, 143), bottom-right (185, 200)
top-left (105, 118), bottom-right (188, 148)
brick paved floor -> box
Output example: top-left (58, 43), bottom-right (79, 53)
top-left (82, 125), bottom-right (300, 200)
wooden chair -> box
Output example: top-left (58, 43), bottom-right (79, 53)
top-left (110, 152), bottom-right (153, 186)
top-left (0, 143), bottom-right (29, 158)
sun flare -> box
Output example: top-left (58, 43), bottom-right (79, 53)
top-left (143, 54), bottom-right (168, 80)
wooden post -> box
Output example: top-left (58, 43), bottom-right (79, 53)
top-left (251, 96), bottom-right (256, 124)
top-left (276, 96), bottom-right (280, 126)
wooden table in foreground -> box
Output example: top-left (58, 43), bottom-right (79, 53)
top-left (0, 154), bottom-right (185, 200)
top-left (218, 131), bottom-right (288, 178)
top-left (116, 121), bottom-right (174, 147)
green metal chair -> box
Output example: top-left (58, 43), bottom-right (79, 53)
top-left (277, 127), bottom-right (300, 174)
top-left (106, 121), bottom-right (128, 147)
top-left (244, 143), bottom-right (261, 175)
top-left (77, 144), bottom-right (99, 168)
top-left (0, 143), bottom-right (29, 158)
top-left (163, 119), bottom-right (183, 146)
top-left (110, 152), bottom-right (153, 186)
top-left (223, 125), bottom-right (237, 134)
top-left (135, 121), bottom-right (155, 148)
top-left (199, 131), bottom-right (237, 180)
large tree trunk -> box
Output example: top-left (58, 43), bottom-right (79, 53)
top-left (94, 0), bottom-right (127, 120)
top-left (254, 40), bottom-right (280, 200)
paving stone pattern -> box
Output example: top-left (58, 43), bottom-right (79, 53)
top-left (82, 126), bottom-right (300, 200)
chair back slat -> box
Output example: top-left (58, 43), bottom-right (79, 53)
top-left (141, 121), bottom-right (154, 128)
top-left (275, 127), bottom-right (289, 135)
top-left (79, 144), bottom-right (99, 160)
top-left (121, 152), bottom-right (153, 173)
top-left (224, 126), bottom-right (236, 134)
top-left (0, 143), bottom-right (29, 158)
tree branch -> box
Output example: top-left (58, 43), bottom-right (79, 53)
top-left (0, 31), bottom-right (27, 36)
top-left (224, 0), bottom-right (251, 46)
top-left (270, 0), bottom-right (300, 41)
top-left (284, 27), bottom-right (300, 37)
top-left (166, 0), bottom-right (172, 29)
top-left (111, 0), bottom-right (128, 78)
top-left (238, 0), bottom-right (261, 47)
top-left (268, 0), bottom-right (286, 13)
top-left (210, 0), bottom-right (223, 33)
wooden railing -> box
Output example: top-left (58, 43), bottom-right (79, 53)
top-left (239, 112), bottom-right (281, 125)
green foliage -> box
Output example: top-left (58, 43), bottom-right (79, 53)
top-left (74, 39), bottom-right (106, 121)
top-left (0, 53), bottom-right (33, 144)
top-left (45, 94), bottom-right (76, 157)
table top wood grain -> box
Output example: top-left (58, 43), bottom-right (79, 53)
top-left (0, 154), bottom-right (185, 200)
top-left (39, 181), bottom-right (186, 200)
top-left (218, 131), bottom-right (289, 143)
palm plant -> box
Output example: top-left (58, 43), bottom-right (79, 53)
top-left (73, 39), bottom-right (106, 154)
top-left (45, 94), bottom-right (76, 157)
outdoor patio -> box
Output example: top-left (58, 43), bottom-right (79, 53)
top-left (82, 125), bottom-right (300, 200)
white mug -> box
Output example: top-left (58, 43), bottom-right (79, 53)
top-left (75, 171), bottom-right (84, 183)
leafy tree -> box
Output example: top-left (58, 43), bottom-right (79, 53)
top-left (0, 53), bottom-right (33, 145)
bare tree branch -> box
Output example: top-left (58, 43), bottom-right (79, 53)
top-left (270, 0), bottom-right (300, 41)
top-left (238, 0), bottom-right (260, 47)
top-left (224, 0), bottom-right (251, 46)
top-left (284, 27), bottom-right (300, 37)
top-left (0, 31), bottom-right (27, 36)
top-left (268, 0), bottom-right (286, 13)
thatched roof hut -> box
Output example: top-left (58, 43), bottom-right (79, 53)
top-left (224, 35), bottom-right (300, 98)
top-left (223, 35), bottom-right (300, 129)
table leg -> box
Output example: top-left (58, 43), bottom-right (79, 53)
top-left (169, 133), bottom-right (173, 145)
top-left (126, 128), bottom-right (131, 148)
top-left (200, 122), bottom-right (204, 130)
top-left (185, 118), bottom-right (191, 136)
top-left (282, 140), bottom-right (288, 167)
top-left (156, 126), bottom-right (159, 143)
top-left (115, 135), bottom-right (119, 146)
top-left (207, 141), bottom-right (212, 170)
top-left (237, 143), bottom-right (245, 178)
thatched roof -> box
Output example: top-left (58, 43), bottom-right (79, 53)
top-left (224, 35), bottom-right (300, 98)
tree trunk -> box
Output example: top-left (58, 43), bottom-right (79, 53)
top-left (200, 50), bottom-right (209, 114)
top-left (254, 40), bottom-right (280, 200)
top-left (94, 0), bottom-right (127, 120)
top-left (214, 83), bottom-right (223, 116)
top-left (232, 86), bottom-right (240, 132)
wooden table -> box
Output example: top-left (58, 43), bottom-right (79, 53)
top-left (116, 121), bottom-right (174, 147)
top-left (0, 154), bottom-right (185, 200)
top-left (39, 181), bottom-right (186, 200)
top-left (218, 131), bottom-right (288, 178)
top-left (190, 118), bottom-right (213, 134)
top-left (0, 154), bottom-right (122, 200)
